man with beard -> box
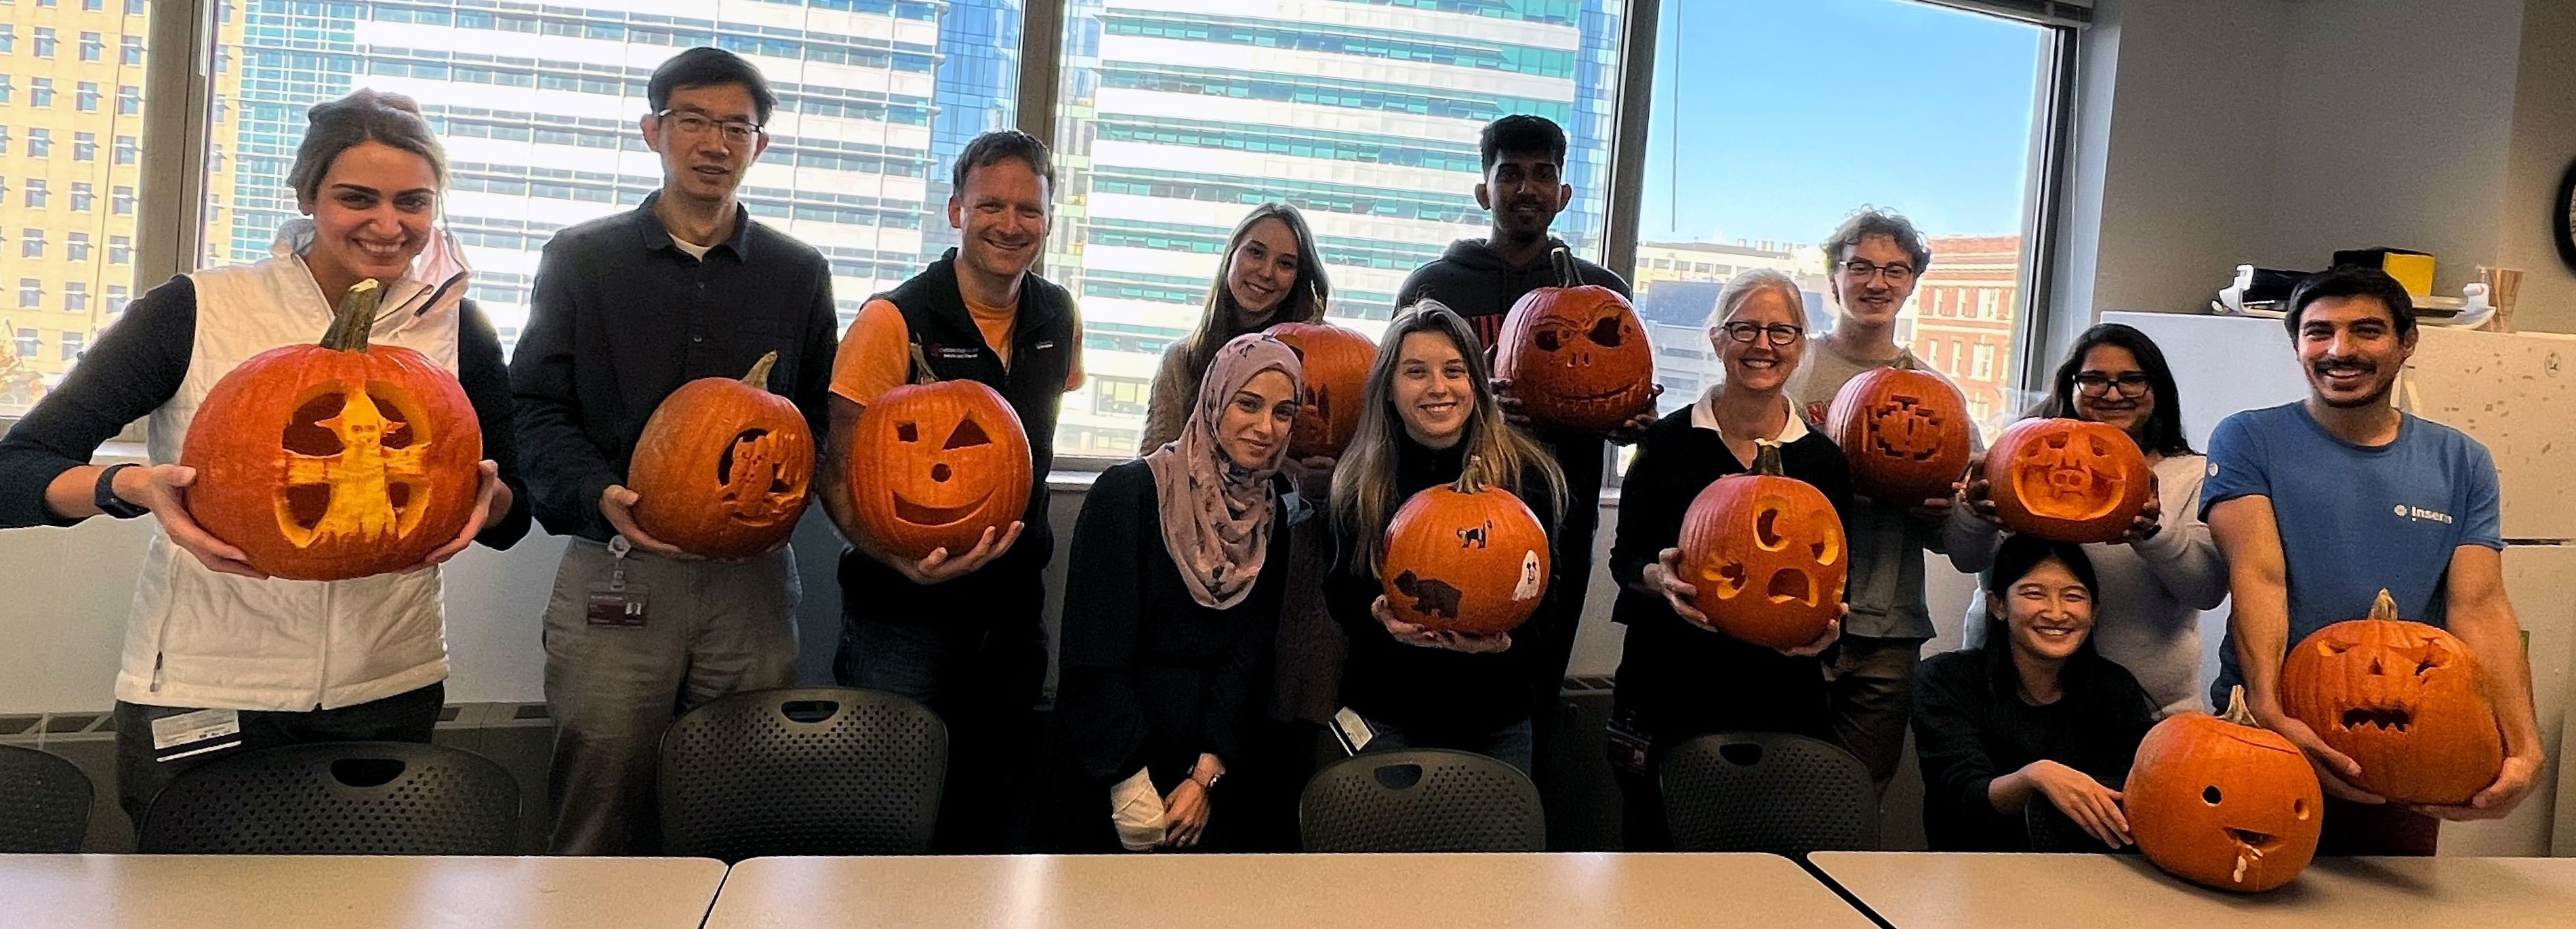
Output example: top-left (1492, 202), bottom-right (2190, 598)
top-left (2205, 266), bottom-right (2543, 854)
top-left (818, 129), bottom-right (1081, 852)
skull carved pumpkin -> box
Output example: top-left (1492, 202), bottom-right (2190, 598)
top-left (1984, 417), bottom-right (2151, 543)
top-left (1494, 248), bottom-right (1656, 434)
top-left (629, 352), bottom-right (815, 559)
top-left (2129, 686), bottom-right (2323, 893)
top-left (1676, 440), bottom-right (1846, 649)
top-left (1268, 321), bottom-right (1376, 459)
top-left (182, 279), bottom-right (483, 581)
top-left (2281, 590), bottom-right (2504, 805)
top-left (1380, 456), bottom-right (1551, 636)
top-left (1824, 367), bottom-right (1973, 504)
top-left (846, 346), bottom-right (1034, 562)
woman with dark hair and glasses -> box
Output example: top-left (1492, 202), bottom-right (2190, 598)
top-left (1958, 323), bottom-right (2226, 716)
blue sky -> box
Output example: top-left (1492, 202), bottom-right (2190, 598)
top-left (1633, 0), bottom-right (2045, 246)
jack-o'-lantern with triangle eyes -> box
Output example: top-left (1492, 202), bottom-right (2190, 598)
top-left (628, 352), bottom-right (815, 559)
top-left (1268, 321), bottom-right (1376, 459)
top-left (2282, 590), bottom-right (2505, 805)
top-left (182, 280), bottom-right (483, 581)
top-left (1495, 248), bottom-right (1656, 434)
top-left (847, 346), bottom-right (1034, 562)
top-left (1825, 367), bottom-right (1974, 504)
top-left (1677, 440), bottom-right (1846, 649)
top-left (1984, 417), bottom-right (2151, 543)
top-left (2129, 687), bottom-right (2323, 893)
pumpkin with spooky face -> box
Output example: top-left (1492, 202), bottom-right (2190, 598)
top-left (182, 280), bottom-right (483, 581)
top-left (1824, 367), bottom-right (1973, 504)
top-left (1268, 321), bottom-right (1376, 459)
top-left (2128, 687), bottom-right (2323, 893)
top-left (1676, 441), bottom-right (1845, 649)
top-left (629, 352), bottom-right (815, 559)
top-left (1379, 457), bottom-right (1551, 636)
top-left (846, 357), bottom-right (1033, 562)
top-left (1494, 249), bottom-right (1656, 435)
top-left (1984, 417), bottom-right (2151, 543)
top-left (2281, 590), bottom-right (2505, 805)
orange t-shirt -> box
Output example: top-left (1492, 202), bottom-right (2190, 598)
top-left (830, 295), bottom-right (1084, 407)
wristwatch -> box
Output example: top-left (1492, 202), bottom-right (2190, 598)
top-left (94, 463), bottom-right (148, 519)
top-left (1195, 769), bottom-right (1223, 791)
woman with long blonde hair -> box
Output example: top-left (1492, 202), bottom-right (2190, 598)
top-left (1139, 203), bottom-right (1330, 452)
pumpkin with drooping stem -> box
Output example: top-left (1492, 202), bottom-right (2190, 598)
top-left (2128, 686), bottom-right (2323, 893)
top-left (1494, 247), bottom-right (1656, 434)
top-left (1675, 440), bottom-right (1845, 650)
top-left (1378, 455), bottom-right (1551, 636)
top-left (2281, 589), bottom-right (2505, 805)
top-left (630, 352), bottom-right (815, 559)
top-left (845, 344), bottom-right (1033, 562)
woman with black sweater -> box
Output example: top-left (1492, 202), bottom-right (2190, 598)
top-left (1609, 269), bottom-right (1852, 850)
top-left (1324, 303), bottom-right (1566, 776)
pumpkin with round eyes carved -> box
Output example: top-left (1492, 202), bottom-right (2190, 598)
top-left (1494, 248), bottom-right (1656, 434)
top-left (1676, 440), bottom-right (1846, 649)
top-left (1379, 456), bottom-right (1551, 636)
top-left (1268, 321), bottom-right (1376, 459)
top-left (1824, 367), bottom-right (1973, 505)
top-left (846, 346), bottom-right (1033, 562)
top-left (2281, 590), bottom-right (2504, 805)
top-left (629, 352), bottom-right (815, 559)
top-left (182, 280), bottom-right (483, 581)
top-left (2129, 687), bottom-right (2323, 893)
top-left (1984, 417), bottom-right (2151, 543)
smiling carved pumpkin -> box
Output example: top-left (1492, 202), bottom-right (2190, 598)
top-left (1494, 248), bottom-right (1656, 434)
top-left (1824, 367), bottom-right (1972, 504)
top-left (1379, 456), bottom-right (1551, 636)
top-left (629, 352), bottom-right (815, 559)
top-left (846, 346), bottom-right (1033, 562)
top-left (1676, 440), bottom-right (1846, 649)
top-left (2129, 686), bottom-right (2323, 893)
top-left (1984, 417), bottom-right (2151, 543)
top-left (2281, 590), bottom-right (2504, 805)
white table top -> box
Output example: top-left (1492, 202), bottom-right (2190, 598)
top-left (704, 852), bottom-right (1879, 929)
top-left (0, 854), bottom-right (728, 929)
top-left (1810, 852), bottom-right (2576, 928)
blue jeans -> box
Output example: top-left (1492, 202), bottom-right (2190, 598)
top-left (1361, 714), bottom-right (1536, 778)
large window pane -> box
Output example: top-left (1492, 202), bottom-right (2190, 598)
top-left (1631, 0), bottom-right (2046, 437)
top-left (0, 0), bottom-right (148, 417)
top-left (1048, 0), bottom-right (1627, 458)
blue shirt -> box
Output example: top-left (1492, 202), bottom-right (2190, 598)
top-left (2202, 402), bottom-right (2502, 706)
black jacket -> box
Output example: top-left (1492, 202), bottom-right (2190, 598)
top-left (1911, 636), bottom-right (2156, 852)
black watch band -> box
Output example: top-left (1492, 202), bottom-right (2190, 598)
top-left (94, 463), bottom-right (148, 519)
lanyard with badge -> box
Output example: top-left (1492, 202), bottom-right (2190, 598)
top-left (587, 535), bottom-right (651, 627)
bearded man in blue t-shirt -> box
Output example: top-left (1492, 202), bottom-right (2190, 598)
top-left (2203, 266), bottom-right (2544, 855)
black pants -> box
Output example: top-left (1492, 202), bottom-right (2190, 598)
top-left (113, 682), bottom-right (445, 837)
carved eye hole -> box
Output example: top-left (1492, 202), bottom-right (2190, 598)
top-left (944, 418), bottom-right (994, 450)
top-left (1587, 316), bottom-right (1624, 347)
top-left (1533, 328), bottom-right (1565, 352)
top-left (2203, 786), bottom-right (2223, 806)
top-left (285, 394), bottom-right (348, 456)
top-left (896, 422), bottom-right (920, 443)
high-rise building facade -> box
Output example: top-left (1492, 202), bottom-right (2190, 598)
top-left (1908, 233), bottom-right (2022, 428)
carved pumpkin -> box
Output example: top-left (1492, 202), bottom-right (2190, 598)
top-left (1676, 440), bottom-right (1845, 649)
top-left (1379, 456), bottom-right (1551, 636)
top-left (846, 346), bottom-right (1033, 562)
top-left (1824, 367), bottom-right (1973, 504)
top-left (2281, 590), bottom-right (2505, 805)
top-left (628, 352), bottom-right (815, 559)
top-left (1984, 417), bottom-right (2152, 543)
top-left (1494, 248), bottom-right (1656, 434)
top-left (181, 280), bottom-right (483, 581)
top-left (1268, 321), bottom-right (1377, 459)
top-left (2129, 686), bottom-right (2323, 893)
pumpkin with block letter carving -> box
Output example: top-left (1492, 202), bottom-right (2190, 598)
top-left (1824, 367), bottom-right (1973, 504)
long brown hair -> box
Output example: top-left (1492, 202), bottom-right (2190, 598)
top-left (1177, 203), bottom-right (1331, 384)
top-left (1330, 301), bottom-right (1565, 575)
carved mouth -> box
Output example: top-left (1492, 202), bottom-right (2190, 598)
top-left (2225, 828), bottom-right (2280, 884)
top-left (892, 491), bottom-right (991, 527)
top-left (2339, 705), bottom-right (2415, 732)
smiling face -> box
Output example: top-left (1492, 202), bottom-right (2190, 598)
top-left (2295, 295), bottom-right (2415, 409)
top-left (1829, 234), bottom-right (1919, 329)
top-left (1225, 218), bottom-right (1302, 326)
top-left (1475, 150), bottom-right (1571, 249)
top-left (1712, 285), bottom-right (1806, 394)
top-left (1994, 556), bottom-right (2093, 665)
top-left (949, 157), bottom-right (1050, 285)
top-left (847, 380), bottom-right (1034, 560)
top-left (2127, 712), bottom-right (2323, 893)
top-left (1391, 331), bottom-right (1475, 449)
top-left (1217, 369), bottom-right (1301, 470)
top-left (300, 141), bottom-right (438, 295)
top-left (2072, 344), bottom-right (2155, 437)
top-left (644, 83), bottom-right (768, 207)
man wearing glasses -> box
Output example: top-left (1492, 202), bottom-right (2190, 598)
top-left (512, 47), bottom-right (840, 854)
top-left (1784, 209), bottom-right (1986, 791)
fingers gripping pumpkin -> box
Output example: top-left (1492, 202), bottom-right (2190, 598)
top-left (2281, 590), bottom-right (2506, 805)
top-left (1984, 417), bottom-right (2152, 543)
top-left (182, 280), bottom-right (483, 581)
top-left (2129, 687), bottom-right (2323, 893)
top-left (1824, 367), bottom-right (1973, 504)
top-left (629, 352), bottom-right (815, 558)
top-left (846, 344), bottom-right (1034, 562)
top-left (1268, 321), bottom-right (1376, 459)
top-left (1380, 456), bottom-right (1551, 636)
top-left (1676, 440), bottom-right (1846, 649)
top-left (1494, 248), bottom-right (1656, 434)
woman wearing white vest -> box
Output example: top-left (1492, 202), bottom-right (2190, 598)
top-left (0, 89), bottom-right (527, 829)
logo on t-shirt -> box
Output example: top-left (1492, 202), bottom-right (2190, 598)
top-left (2392, 503), bottom-right (2456, 524)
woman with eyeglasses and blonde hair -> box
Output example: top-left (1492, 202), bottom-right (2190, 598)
top-left (1140, 203), bottom-right (1332, 453)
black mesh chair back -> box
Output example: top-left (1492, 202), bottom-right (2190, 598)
top-left (0, 744), bottom-right (93, 852)
top-left (1299, 749), bottom-right (1545, 852)
top-left (1660, 732), bottom-right (1879, 854)
top-left (657, 687), bottom-right (946, 861)
top-left (138, 741), bottom-right (517, 854)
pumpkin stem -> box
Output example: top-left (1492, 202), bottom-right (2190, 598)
top-left (1751, 438), bottom-right (1785, 477)
top-left (1549, 247), bottom-right (1580, 289)
top-left (907, 342), bottom-right (942, 386)
top-left (1452, 455), bottom-right (1494, 495)
top-left (741, 351), bottom-right (780, 390)
top-left (2369, 588), bottom-right (2398, 622)
top-left (2222, 685), bottom-right (2257, 726)
top-left (318, 278), bottom-right (384, 352)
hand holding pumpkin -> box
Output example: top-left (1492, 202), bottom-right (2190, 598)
top-left (417, 460), bottom-right (506, 569)
top-left (1489, 377), bottom-right (1536, 430)
top-left (2117, 472), bottom-right (2164, 545)
top-left (598, 484), bottom-right (697, 561)
top-left (1644, 547), bottom-right (1712, 627)
top-left (1775, 608), bottom-right (1843, 659)
top-left (1959, 458), bottom-right (2000, 524)
top-left (1604, 384), bottom-right (1665, 445)
top-left (129, 463), bottom-right (266, 579)
top-left (2252, 701), bottom-right (2383, 804)
top-left (894, 520), bottom-right (1024, 587)
top-left (2415, 751), bottom-right (2543, 821)
top-left (1371, 596), bottom-right (1512, 654)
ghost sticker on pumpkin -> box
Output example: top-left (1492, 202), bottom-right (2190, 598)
top-left (1513, 550), bottom-right (1543, 601)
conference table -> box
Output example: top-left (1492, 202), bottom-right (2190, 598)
top-left (0, 854), bottom-right (728, 929)
top-left (1810, 851), bottom-right (2576, 928)
top-left (701, 852), bottom-right (1881, 928)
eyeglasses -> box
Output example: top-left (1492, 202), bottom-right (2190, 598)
top-left (2073, 372), bottom-right (2153, 398)
top-left (1839, 258), bottom-right (1916, 284)
top-left (652, 109), bottom-right (764, 144)
top-left (1719, 322), bottom-right (1805, 346)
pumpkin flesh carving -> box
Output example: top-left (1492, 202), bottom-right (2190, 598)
top-left (630, 352), bottom-right (815, 558)
top-left (2128, 686), bottom-right (2323, 893)
top-left (1493, 248), bottom-right (1656, 434)
top-left (1984, 417), bottom-right (2151, 543)
top-left (1379, 456), bottom-right (1551, 636)
top-left (1824, 367), bottom-right (1973, 504)
top-left (2281, 590), bottom-right (2504, 805)
top-left (1676, 440), bottom-right (1845, 649)
top-left (1268, 321), bottom-right (1376, 459)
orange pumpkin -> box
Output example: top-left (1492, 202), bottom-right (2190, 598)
top-left (1676, 440), bottom-right (1845, 649)
top-left (1494, 248), bottom-right (1656, 434)
top-left (628, 352), bottom-right (815, 559)
top-left (1984, 417), bottom-right (2151, 543)
top-left (1268, 321), bottom-right (1377, 459)
top-left (1824, 367), bottom-right (1973, 504)
top-left (1379, 456), bottom-right (1551, 636)
top-left (846, 347), bottom-right (1033, 562)
top-left (2281, 590), bottom-right (2504, 805)
top-left (181, 280), bottom-right (483, 581)
top-left (2129, 686), bottom-right (2323, 893)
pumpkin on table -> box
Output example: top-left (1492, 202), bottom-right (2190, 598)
top-left (1493, 247), bottom-right (1656, 435)
top-left (1675, 440), bottom-right (1845, 649)
top-left (2281, 589), bottom-right (2505, 806)
top-left (1267, 321), bottom-right (1376, 459)
top-left (1983, 417), bottom-right (2151, 543)
top-left (844, 345), bottom-right (1034, 562)
top-left (1378, 456), bottom-right (1551, 636)
top-left (181, 279), bottom-right (483, 581)
top-left (2127, 686), bottom-right (2323, 893)
top-left (1823, 367), bottom-right (1973, 504)
top-left (628, 352), bottom-right (814, 559)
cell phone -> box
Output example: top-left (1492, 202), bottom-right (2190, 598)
top-left (1330, 707), bottom-right (1374, 756)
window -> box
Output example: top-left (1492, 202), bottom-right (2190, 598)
top-left (113, 134), bottom-right (134, 164)
top-left (108, 235), bottom-right (128, 264)
top-left (33, 26), bottom-right (51, 58)
top-left (1972, 342), bottom-right (1996, 380)
top-left (22, 178), bottom-right (44, 207)
top-left (115, 83), bottom-right (135, 114)
top-left (120, 35), bottom-right (139, 65)
top-left (75, 81), bottom-right (96, 112)
top-left (77, 30), bottom-right (98, 62)
top-left (109, 184), bottom-right (129, 215)
top-left (0, 25), bottom-right (12, 53)
top-left (20, 228), bottom-right (42, 258)
top-left (68, 182), bottom-right (89, 211)
top-left (105, 285), bottom-right (127, 315)
top-left (72, 131), bottom-right (94, 161)
top-left (1094, 377), bottom-right (1151, 417)
top-left (13, 329), bottom-right (37, 358)
top-left (83, 0), bottom-right (101, 11)
top-left (0, 125), bottom-right (9, 154)
top-left (126, 0), bottom-right (143, 14)
top-left (14, 282), bottom-right (37, 309)
top-left (65, 232), bottom-right (87, 261)
top-left (25, 127), bottom-right (45, 157)
top-left (30, 76), bottom-right (49, 106)
top-left (0, 75), bottom-right (9, 104)
top-left (63, 283), bottom-right (86, 313)
top-left (60, 331), bottom-right (83, 362)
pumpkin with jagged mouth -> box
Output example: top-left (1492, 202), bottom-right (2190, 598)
top-left (2129, 686), bottom-right (2323, 892)
top-left (846, 346), bottom-right (1033, 562)
top-left (1675, 440), bottom-right (1845, 649)
top-left (2281, 590), bottom-right (2505, 805)
top-left (1493, 247), bottom-right (1656, 434)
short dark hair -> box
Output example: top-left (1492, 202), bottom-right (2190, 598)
top-left (649, 47), bottom-right (776, 125)
top-left (2028, 323), bottom-right (2196, 457)
top-left (1822, 208), bottom-right (1932, 273)
top-left (289, 89), bottom-right (446, 204)
top-left (2285, 265), bottom-right (2415, 339)
top-left (1479, 115), bottom-right (1568, 171)
top-left (951, 129), bottom-right (1056, 194)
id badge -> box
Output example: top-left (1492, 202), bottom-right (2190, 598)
top-left (150, 707), bottom-right (244, 763)
top-left (1329, 706), bottom-right (1375, 756)
top-left (1605, 706), bottom-right (1652, 777)
top-left (586, 581), bottom-right (650, 627)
